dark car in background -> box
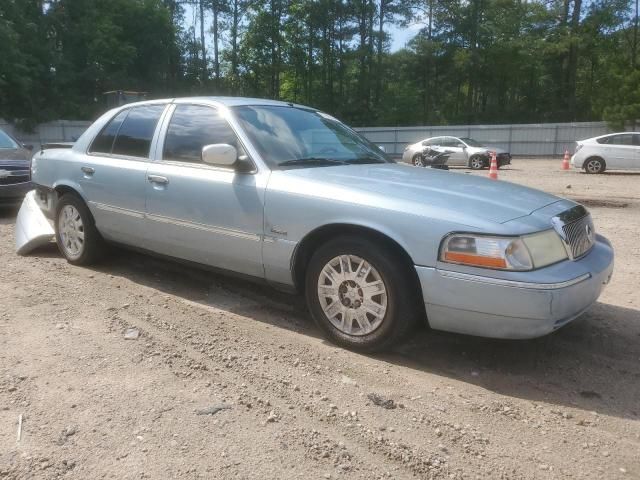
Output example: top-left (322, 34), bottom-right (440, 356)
top-left (0, 128), bottom-right (33, 205)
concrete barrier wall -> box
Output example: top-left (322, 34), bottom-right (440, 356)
top-left (355, 122), bottom-right (611, 157)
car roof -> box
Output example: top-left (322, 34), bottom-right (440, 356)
top-left (115, 96), bottom-right (308, 109)
top-left (595, 132), bottom-right (640, 138)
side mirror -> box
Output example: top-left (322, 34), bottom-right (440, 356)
top-left (23, 144), bottom-right (34, 151)
top-left (202, 144), bottom-right (237, 167)
top-left (421, 141), bottom-right (430, 146)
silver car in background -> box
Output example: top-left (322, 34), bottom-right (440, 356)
top-left (24, 97), bottom-right (612, 352)
top-left (403, 136), bottom-right (512, 169)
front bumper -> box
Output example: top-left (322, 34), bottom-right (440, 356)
top-left (497, 154), bottom-right (511, 166)
top-left (416, 234), bottom-right (614, 339)
top-left (0, 181), bottom-right (32, 204)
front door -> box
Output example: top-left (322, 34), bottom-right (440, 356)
top-left (441, 137), bottom-right (467, 165)
top-left (144, 103), bottom-right (265, 278)
top-left (603, 134), bottom-right (637, 169)
top-left (80, 104), bottom-right (167, 245)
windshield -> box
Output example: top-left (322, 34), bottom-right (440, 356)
top-left (232, 105), bottom-right (392, 168)
top-left (459, 137), bottom-right (485, 147)
top-left (0, 130), bottom-right (19, 149)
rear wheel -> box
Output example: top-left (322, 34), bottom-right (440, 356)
top-left (55, 193), bottom-right (106, 265)
top-left (584, 157), bottom-right (605, 174)
top-left (412, 153), bottom-right (425, 167)
top-left (305, 236), bottom-right (420, 352)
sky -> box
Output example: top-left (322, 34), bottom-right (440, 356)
top-left (388, 22), bottom-right (423, 51)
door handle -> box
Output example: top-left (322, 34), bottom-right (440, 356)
top-left (147, 175), bottom-right (169, 185)
top-left (81, 166), bottom-right (95, 175)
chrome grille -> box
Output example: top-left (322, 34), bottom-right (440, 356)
top-left (0, 169), bottom-right (30, 186)
top-left (561, 213), bottom-right (595, 259)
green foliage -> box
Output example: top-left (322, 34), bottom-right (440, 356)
top-left (0, 0), bottom-right (637, 127)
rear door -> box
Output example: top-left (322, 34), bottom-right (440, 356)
top-left (82, 104), bottom-right (167, 245)
top-left (144, 103), bottom-right (265, 277)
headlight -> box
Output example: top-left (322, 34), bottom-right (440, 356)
top-left (440, 230), bottom-right (568, 271)
top-left (574, 144), bottom-right (583, 153)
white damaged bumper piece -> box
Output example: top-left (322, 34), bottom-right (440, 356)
top-left (15, 190), bottom-right (55, 255)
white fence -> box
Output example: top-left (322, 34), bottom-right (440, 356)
top-left (2, 118), bottom-right (611, 157)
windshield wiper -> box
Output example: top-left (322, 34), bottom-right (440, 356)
top-left (278, 157), bottom-right (345, 167)
top-left (343, 156), bottom-right (387, 164)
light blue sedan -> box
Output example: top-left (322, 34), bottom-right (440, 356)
top-left (25, 97), bottom-right (614, 351)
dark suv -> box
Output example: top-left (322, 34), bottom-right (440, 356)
top-left (0, 128), bottom-right (32, 205)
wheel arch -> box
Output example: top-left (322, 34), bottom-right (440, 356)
top-left (52, 180), bottom-right (87, 202)
top-left (291, 223), bottom-right (422, 299)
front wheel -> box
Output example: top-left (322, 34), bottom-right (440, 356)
top-left (55, 193), bottom-right (106, 265)
top-left (469, 155), bottom-right (485, 170)
top-left (305, 236), bottom-right (420, 352)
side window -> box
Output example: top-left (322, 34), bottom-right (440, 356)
top-left (89, 110), bottom-right (128, 154)
top-left (163, 104), bottom-right (243, 164)
top-left (633, 134), bottom-right (640, 146)
top-left (111, 105), bottom-right (166, 158)
top-left (599, 134), bottom-right (633, 146)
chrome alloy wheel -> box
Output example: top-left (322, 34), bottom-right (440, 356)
top-left (58, 205), bottom-right (85, 259)
top-left (470, 156), bottom-right (484, 169)
top-left (586, 159), bottom-right (602, 174)
top-left (317, 255), bottom-right (388, 336)
top-left (412, 154), bottom-right (425, 167)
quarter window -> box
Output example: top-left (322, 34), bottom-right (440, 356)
top-left (112, 105), bottom-right (166, 158)
top-left (163, 104), bottom-right (243, 163)
top-left (89, 110), bottom-right (128, 154)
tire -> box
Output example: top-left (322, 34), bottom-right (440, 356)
top-left (55, 193), bottom-right (106, 265)
top-left (584, 157), bottom-right (606, 174)
top-left (469, 155), bottom-right (485, 170)
top-left (412, 153), bottom-right (425, 167)
top-left (305, 236), bottom-right (421, 352)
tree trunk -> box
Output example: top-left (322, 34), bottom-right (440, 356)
top-left (199, 0), bottom-right (207, 83)
top-left (375, 0), bottom-right (385, 104)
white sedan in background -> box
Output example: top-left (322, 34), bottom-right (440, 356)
top-left (572, 132), bottom-right (640, 173)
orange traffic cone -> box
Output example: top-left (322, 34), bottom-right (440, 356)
top-left (488, 151), bottom-right (498, 180)
top-left (562, 149), bottom-right (570, 170)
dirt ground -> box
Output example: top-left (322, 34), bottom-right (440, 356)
top-left (1, 159), bottom-right (639, 480)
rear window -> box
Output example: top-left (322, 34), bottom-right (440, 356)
top-left (89, 105), bottom-right (165, 158)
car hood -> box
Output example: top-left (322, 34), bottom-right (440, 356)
top-left (273, 164), bottom-right (561, 225)
top-left (0, 147), bottom-right (31, 163)
top-left (468, 145), bottom-right (508, 154)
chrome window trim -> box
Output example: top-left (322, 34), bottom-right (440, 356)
top-left (437, 269), bottom-right (591, 290)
